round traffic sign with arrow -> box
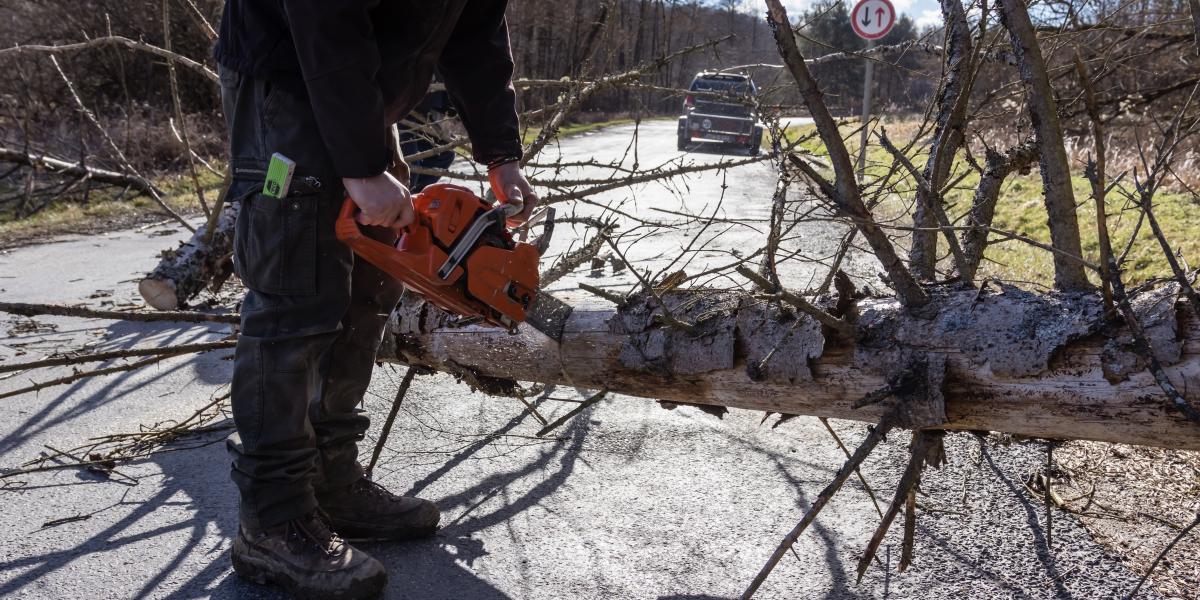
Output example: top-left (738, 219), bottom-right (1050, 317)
top-left (851, 0), bottom-right (896, 40)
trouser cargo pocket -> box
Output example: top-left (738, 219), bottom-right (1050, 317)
top-left (234, 192), bottom-right (319, 295)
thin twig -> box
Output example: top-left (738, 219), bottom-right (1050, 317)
top-left (48, 55), bottom-right (194, 231)
top-left (0, 340), bottom-right (235, 374)
top-left (0, 302), bottom-right (238, 324)
top-left (1124, 511), bottom-right (1200, 599)
top-left (365, 367), bottom-right (418, 477)
top-left (741, 406), bottom-right (898, 599)
top-left (536, 390), bottom-right (607, 437)
top-left (818, 417), bottom-right (884, 518)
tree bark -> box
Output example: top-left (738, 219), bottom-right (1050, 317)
top-left (998, 0), bottom-right (1091, 292)
top-left (138, 202), bottom-right (238, 310)
top-left (379, 286), bottom-right (1200, 451)
top-left (910, 0), bottom-right (973, 281)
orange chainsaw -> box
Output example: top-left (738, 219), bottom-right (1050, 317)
top-left (335, 177), bottom-right (571, 341)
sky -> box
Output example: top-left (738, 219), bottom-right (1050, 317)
top-left (747, 0), bottom-right (946, 30)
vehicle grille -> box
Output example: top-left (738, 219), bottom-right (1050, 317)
top-left (690, 113), bottom-right (753, 135)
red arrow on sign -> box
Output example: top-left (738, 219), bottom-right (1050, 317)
top-left (851, 0), bottom-right (896, 41)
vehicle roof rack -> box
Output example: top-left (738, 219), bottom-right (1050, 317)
top-left (696, 71), bottom-right (749, 80)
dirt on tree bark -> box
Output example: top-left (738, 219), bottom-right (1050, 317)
top-left (377, 284), bottom-right (1200, 451)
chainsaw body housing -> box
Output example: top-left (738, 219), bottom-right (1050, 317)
top-left (335, 183), bottom-right (539, 330)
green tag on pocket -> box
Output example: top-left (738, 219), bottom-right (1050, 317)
top-left (263, 152), bottom-right (296, 198)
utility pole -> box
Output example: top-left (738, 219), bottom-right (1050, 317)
top-left (856, 39), bottom-right (875, 179)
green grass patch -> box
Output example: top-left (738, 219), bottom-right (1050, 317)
top-left (781, 121), bottom-right (1200, 285)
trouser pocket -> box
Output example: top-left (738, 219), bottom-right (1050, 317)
top-left (234, 192), bottom-right (319, 295)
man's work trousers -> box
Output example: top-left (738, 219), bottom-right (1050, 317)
top-left (220, 67), bottom-right (405, 531)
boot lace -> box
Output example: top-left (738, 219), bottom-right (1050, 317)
top-left (288, 511), bottom-right (346, 557)
top-left (353, 478), bottom-right (400, 503)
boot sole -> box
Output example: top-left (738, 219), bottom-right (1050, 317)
top-left (334, 520), bottom-right (439, 542)
top-left (232, 541), bottom-right (387, 599)
top-left (326, 503), bottom-right (441, 542)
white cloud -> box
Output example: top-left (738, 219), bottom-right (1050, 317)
top-left (916, 8), bottom-right (942, 27)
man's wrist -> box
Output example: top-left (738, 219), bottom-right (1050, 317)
top-left (485, 155), bottom-right (521, 171)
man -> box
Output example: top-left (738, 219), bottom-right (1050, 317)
top-left (214, 2), bottom-right (536, 597)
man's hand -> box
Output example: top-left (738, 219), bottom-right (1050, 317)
top-left (488, 161), bottom-right (538, 227)
top-left (343, 172), bottom-right (414, 230)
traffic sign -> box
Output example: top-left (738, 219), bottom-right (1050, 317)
top-left (851, 0), bottom-right (896, 40)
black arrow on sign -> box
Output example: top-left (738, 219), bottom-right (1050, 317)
top-left (861, 8), bottom-right (872, 25)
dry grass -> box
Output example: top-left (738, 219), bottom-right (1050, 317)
top-left (783, 116), bottom-right (1200, 286)
top-left (0, 169), bottom-right (222, 249)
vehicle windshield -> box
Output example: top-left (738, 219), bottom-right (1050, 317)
top-left (691, 77), bottom-right (751, 97)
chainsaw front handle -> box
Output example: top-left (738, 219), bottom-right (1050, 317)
top-left (488, 167), bottom-right (525, 217)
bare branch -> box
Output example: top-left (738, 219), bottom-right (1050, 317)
top-left (765, 0), bottom-right (928, 308)
top-left (998, 0), bottom-right (1091, 291)
top-left (910, 0), bottom-right (974, 280)
top-left (0, 36), bottom-right (217, 83)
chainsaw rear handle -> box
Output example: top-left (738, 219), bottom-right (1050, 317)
top-left (338, 193), bottom-right (422, 237)
top-left (337, 194), bottom-right (421, 236)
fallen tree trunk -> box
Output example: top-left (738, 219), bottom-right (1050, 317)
top-left (139, 202), bottom-right (238, 310)
top-left (378, 284), bottom-right (1200, 451)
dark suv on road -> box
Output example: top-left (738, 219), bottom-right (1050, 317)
top-left (677, 72), bottom-right (763, 155)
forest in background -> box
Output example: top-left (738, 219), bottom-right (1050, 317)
top-left (0, 0), bottom-right (1196, 217)
top-left (0, 0), bottom-right (926, 181)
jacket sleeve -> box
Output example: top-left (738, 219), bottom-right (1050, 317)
top-left (281, 0), bottom-right (390, 178)
top-left (438, 0), bottom-right (523, 165)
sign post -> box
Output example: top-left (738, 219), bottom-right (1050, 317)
top-left (850, 0), bottom-right (896, 179)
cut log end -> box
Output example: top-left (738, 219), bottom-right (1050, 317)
top-left (137, 202), bottom-right (239, 312)
top-left (138, 278), bottom-right (179, 311)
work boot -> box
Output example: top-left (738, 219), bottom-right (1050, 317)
top-left (317, 477), bottom-right (441, 540)
top-left (231, 510), bottom-right (387, 599)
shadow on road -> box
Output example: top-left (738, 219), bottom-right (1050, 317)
top-left (0, 318), bottom-right (231, 455)
top-left (0, 380), bottom-right (599, 600)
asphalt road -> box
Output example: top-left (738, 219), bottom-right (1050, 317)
top-left (0, 121), bottom-right (1157, 599)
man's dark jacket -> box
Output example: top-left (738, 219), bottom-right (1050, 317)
top-left (215, 0), bottom-right (521, 178)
